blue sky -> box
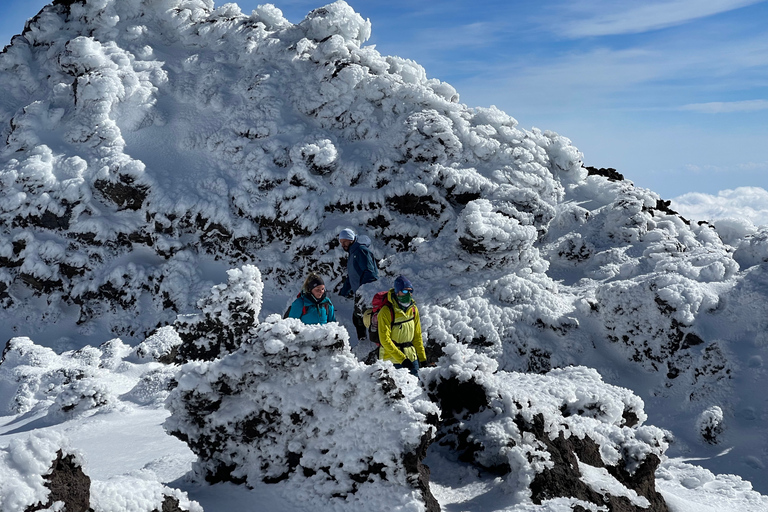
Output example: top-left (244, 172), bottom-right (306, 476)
top-left (2, 0), bottom-right (767, 199)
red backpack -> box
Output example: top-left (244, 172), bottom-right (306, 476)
top-left (363, 292), bottom-right (393, 346)
top-left (363, 291), bottom-right (414, 346)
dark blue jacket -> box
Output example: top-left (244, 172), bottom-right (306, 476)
top-left (340, 235), bottom-right (378, 296)
top-left (288, 293), bottom-right (336, 324)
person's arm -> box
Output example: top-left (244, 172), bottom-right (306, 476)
top-left (328, 303), bottom-right (336, 323)
top-left (413, 306), bottom-right (427, 363)
top-left (378, 306), bottom-right (406, 364)
top-left (339, 276), bottom-right (352, 296)
top-left (287, 299), bottom-right (303, 319)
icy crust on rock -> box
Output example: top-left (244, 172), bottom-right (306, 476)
top-left (0, 431), bottom-right (84, 512)
top-left (174, 265), bottom-right (264, 362)
top-left (0, 335), bottom-right (176, 415)
top-left (0, 0), bottom-right (582, 345)
top-left (90, 470), bottom-right (204, 512)
top-left (165, 314), bottom-right (440, 510)
top-left (0, 431), bottom-right (202, 512)
top-left (422, 344), bottom-right (667, 509)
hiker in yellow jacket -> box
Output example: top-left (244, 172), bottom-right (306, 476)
top-left (377, 276), bottom-right (426, 376)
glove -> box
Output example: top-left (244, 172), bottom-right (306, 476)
top-left (400, 358), bottom-right (414, 369)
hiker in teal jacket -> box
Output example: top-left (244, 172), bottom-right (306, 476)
top-left (288, 273), bottom-right (336, 325)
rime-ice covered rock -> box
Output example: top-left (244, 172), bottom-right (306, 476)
top-left (135, 325), bottom-right (183, 364)
top-left (165, 315), bottom-right (440, 511)
top-left (423, 344), bottom-right (668, 511)
top-left (0, 336), bottom-right (174, 415)
top-left (0, 431), bottom-right (90, 512)
top-left (0, 347), bottom-right (201, 512)
top-left (1, 0), bottom-right (768, 497)
top-left (0, 336), bottom-right (117, 416)
top-left (0, 0), bottom-right (580, 346)
top-left (697, 406), bottom-right (725, 445)
top-left (90, 471), bottom-right (204, 512)
top-left (0, 431), bottom-right (202, 512)
top-left (174, 265), bottom-right (264, 362)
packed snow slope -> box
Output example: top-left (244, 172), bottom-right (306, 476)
top-left (2, 0), bottom-right (768, 505)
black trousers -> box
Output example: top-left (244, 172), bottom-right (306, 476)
top-left (352, 293), bottom-right (368, 340)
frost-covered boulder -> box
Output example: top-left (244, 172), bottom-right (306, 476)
top-left (0, 336), bottom-right (119, 415)
top-left (165, 315), bottom-right (440, 511)
top-left (0, 432), bottom-right (90, 512)
top-left (90, 470), bottom-right (204, 512)
top-left (0, 432), bottom-right (203, 512)
top-left (174, 265), bottom-right (264, 362)
top-left (1, 0), bottom-right (767, 495)
top-left (0, 335), bottom-right (176, 414)
top-left (423, 345), bottom-right (669, 511)
top-left (0, 0), bottom-right (581, 345)
top-left (135, 325), bottom-right (183, 364)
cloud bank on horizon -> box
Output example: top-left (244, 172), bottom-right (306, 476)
top-left (2, 0), bottom-right (767, 201)
top-left (672, 186), bottom-right (768, 227)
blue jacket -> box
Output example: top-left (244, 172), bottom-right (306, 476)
top-left (288, 293), bottom-right (336, 324)
top-left (340, 235), bottom-right (378, 296)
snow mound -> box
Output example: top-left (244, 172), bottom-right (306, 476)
top-left (0, 430), bottom-right (202, 512)
top-left (423, 344), bottom-right (668, 510)
top-left (0, 431), bottom-right (87, 512)
top-left (166, 313), bottom-right (440, 511)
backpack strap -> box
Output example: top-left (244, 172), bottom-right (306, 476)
top-left (389, 303), bottom-right (416, 327)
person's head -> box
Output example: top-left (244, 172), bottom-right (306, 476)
top-left (393, 275), bottom-right (413, 305)
top-left (303, 273), bottom-right (326, 300)
top-left (339, 228), bottom-right (356, 252)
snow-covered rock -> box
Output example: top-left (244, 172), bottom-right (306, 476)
top-left (423, 344), bottom-right (669, 510)
top-left (0, 431), bottom-right (89, 512)
top-left (166, 313), bottom-right (440, 511)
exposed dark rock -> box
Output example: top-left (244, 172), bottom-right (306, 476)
top-left (403, 432), bottom-right (441, 512)
top-left (94, 177), bottom-right (148, 211)
top-left (585, 166), bottom-right (624, 182)
top-left (433, 377), bottom-right (488, 418)
top-left (26, 450), bottom-right (91, 512)
top-left (153, 495), bottom-right (183, 512)
top-left (528, 414), bottom-right (669, 512)
top-left (386, 193), bottom-right (443, 218)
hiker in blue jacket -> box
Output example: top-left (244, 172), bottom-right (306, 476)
top-left (288, 273), bottom-right (336, 325)
top-left (338, 228), bottom-right (378, 339)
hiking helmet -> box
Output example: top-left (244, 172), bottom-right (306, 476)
top-left (394, 275), bottom-right (413, 294)
top-left (338, 228), bottom-right (356, 241)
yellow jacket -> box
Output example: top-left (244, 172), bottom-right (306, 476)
top-left (377, 290), bottom-right (426, 364)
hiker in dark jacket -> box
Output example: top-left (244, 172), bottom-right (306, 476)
top-left (338, 228), bottom-right (378, 339)
top-left (288, 273), bottom-right (336, 325)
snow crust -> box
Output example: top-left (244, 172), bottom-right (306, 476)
top-left (0, 431), bottom-right (80, 512)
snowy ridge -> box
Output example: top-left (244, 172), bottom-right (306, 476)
top-left (1, 0), bottom-right (768, 510)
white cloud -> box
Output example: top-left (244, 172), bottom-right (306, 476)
top-left (672, 186), bottom-right (768, 226)
top-left (560, 0), bottom-right (765, 37)
top-left (679, 99), bottom-right (768, 113)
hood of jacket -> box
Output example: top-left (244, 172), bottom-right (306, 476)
top-left (351, 234), bottom-right (372, 249)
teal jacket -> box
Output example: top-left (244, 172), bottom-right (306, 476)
top-left (288, 293), bottom-right (336, 324)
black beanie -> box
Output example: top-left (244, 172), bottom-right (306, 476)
top-left (304, 274), bottom-right (324, 292)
